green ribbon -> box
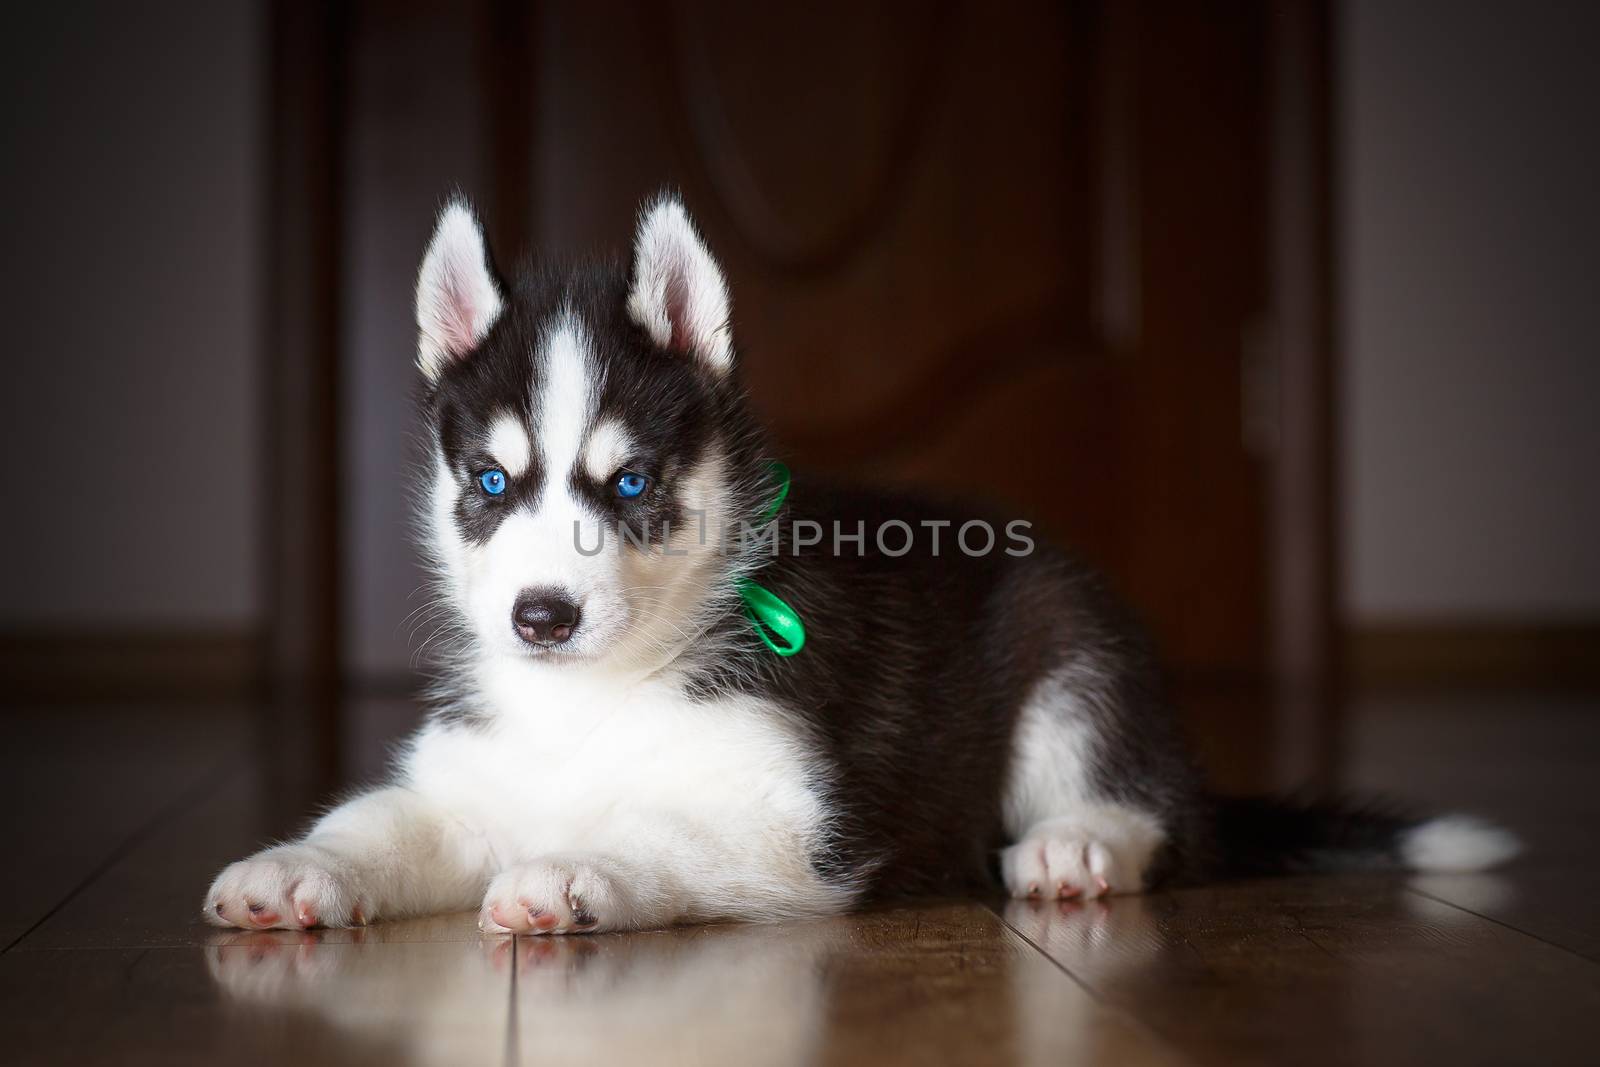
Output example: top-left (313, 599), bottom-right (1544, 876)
top-left (736, 461), bottom-right (806, 657)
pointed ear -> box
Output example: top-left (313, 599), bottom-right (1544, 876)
top-left (626, 195), bottom-right (733, 373)
top-left (415, 198), bottom-right (504, 381)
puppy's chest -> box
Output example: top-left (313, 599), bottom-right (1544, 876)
top-left (406, 687), bottom-right (829, 853)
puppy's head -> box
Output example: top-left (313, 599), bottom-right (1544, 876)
top-left (415, 194), bottom-right (763, 670)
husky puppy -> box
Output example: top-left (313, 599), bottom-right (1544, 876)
top-left (206, 195), bottom-right (1517, 934)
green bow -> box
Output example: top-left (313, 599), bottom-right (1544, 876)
top-left (735, 461), bottom-right (806, 657)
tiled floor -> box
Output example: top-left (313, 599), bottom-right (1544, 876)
top-left (1, 693), bottom-right (1597, 1065)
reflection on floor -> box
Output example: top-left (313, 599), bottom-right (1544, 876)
top-left (1, 692), bottom-right (1597, 1065)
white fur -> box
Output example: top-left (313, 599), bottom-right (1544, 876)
top-left (206, 294), bottom-right (848, 934)
top-left (582, 418), bottom-right (637, 481)
top-left (1401, 815), bottom-right (1521, 872)
top-left (626, 197), bottom-right (733, 373)
top-left (205, 786), bottom-right (494, 928)
top-left (999, 670), bottom-right (1166, 899)
top-left (427, 673), bottom-right (849, 931)
top-left (484, 413), bottom-right (531, 477)
top-left (206, 674), bottom-right (849, 932)
top-left (434, 313), bottom-right (628, 663)
top-left (415, 200), bottom-right (503, 381)
top-left (536, 313), bottom-right (594, 487)
top-left (424, 453), bottom-right (466, 597)
top-left (417, 312), bottom-right (731, 673)
top-left (1001, 675), bottom-right (1098, 833)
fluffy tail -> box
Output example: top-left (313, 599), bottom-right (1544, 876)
top-left (1211, 795), bottom-right (1520, 877)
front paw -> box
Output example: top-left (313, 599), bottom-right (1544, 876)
top-left (204, 845), bottom-right (369, 930)
top-left (478, 856), bottom-right (639, 936)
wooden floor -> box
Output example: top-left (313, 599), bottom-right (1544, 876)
top-left (2, 692), bottom-right (1598, 1066)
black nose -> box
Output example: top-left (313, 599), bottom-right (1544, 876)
top-left (512, 590), bottom-right (580, 646)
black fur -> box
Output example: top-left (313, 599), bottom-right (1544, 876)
top-left (419, 213), bottom-right (1436, 900)
top-left (1209, 795), bottom-right (1424, 876)
top-left (678, 486), bottom-right (1209, 896)
top-left (427, 258), bottom-right (733, 553)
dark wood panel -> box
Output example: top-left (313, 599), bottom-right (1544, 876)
top-left (264, 0), bottom-right (347, 793)
top-left (0, 631), bottom-right (260, 704)
top-left (1118, 1), bottom-right (1268, 676)
top-left (1265, 0), bottom-right (1339, 789)
top-left (1348, 622), bottom-right (1600, 690)
top-left (522, 0), bottom-right (1280, 697)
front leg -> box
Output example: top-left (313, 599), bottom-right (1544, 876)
top-left (205, 786), bottom-right (493, 929)
top-left (478, 813), bottom-right (847, 936)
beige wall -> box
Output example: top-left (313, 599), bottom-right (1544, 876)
top-left (0, 1), bottom-right (261, 628)
top-left (1340, 0), bottom-right (1600, 622)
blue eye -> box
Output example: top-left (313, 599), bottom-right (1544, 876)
top-left (479, 469), bottom-right (507, 496)
top-left (615, 471), bottom-right (648, 499)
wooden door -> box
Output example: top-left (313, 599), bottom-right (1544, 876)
top-left (331, 0), bottom-right (1332, 789)
top-left (528, 7), bottom-right (1270, 655)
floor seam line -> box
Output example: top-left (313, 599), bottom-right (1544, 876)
top-left (0, 755), bottom-right (244, 957)
top-left (1403, 884), bottom-right (1600, 965)
top-left (984, 900), bottom-right (1200, 1066)
top-left (504, 932), bottom-right (520, 1067)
